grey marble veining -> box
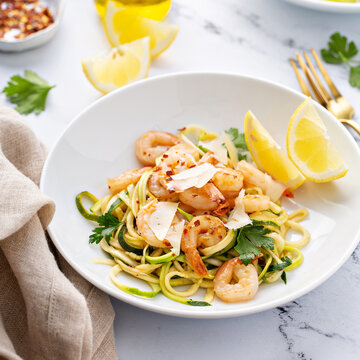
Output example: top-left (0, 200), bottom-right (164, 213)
top-left (0, 0), bottom-right (359, 358)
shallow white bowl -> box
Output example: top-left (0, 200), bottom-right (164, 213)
top-left (41, 72), bottom-right (360, 318)
top-left (283, 0), bottom-right (360, 13)
top-left (0, 0), bottom-right (64, 52)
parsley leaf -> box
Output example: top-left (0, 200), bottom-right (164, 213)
top-left (321, 32), bottom-right (358, 64)
top-left (267, 256), bottom-right (292, 272)
top-left (2, 70), bottom-right (55, 115)
top-left (234, 221), bottom-right (275, 265)
top-left (281, 271), bottom-right (287, 284)
top-left (225, 128), bottom-right (248, 161)
top-left (89, 212), bottom-right (122, 244)
top-left (350, 65), bottom-right (360, 88)
top-left (321, 33), bottom-right (360, 89)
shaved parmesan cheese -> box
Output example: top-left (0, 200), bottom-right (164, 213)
top-left (222, 131), bottom-right (238, 169)
top-left (149, 202), bottom-right (178, 241)
top-left (199, 137), bottom-right (228, 165)
top-left (225, 190), bottom-right (252, 230)
top-left (264, 174), bottom-right (286, 202)
top-left (180, 134), bottom-right (205, 156)
top-left (166, 220), bottom-right (185, 255)
top-left (169, 163), bottom-right (218, 191)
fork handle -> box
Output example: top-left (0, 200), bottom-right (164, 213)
top-left (340, 119), bottom-right (360, 136)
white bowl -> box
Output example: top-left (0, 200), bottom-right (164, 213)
top-left (40, 72), bottom-right (360, 318)
top-left (0, 0), bottom-right (64, 52)
top-left (283, 0), bottom-right (360, 13)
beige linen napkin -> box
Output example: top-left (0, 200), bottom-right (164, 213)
top-left (0, 108), bottom-right (117, 360)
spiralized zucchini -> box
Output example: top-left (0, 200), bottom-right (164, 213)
top-left (76, 126), bottom-right (311, 306)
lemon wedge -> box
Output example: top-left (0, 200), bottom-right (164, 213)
top-left (286, 98), bottom-right (348, 183)
top-left (104, 1), bottom-right (178, 58)
top-left (244, 110), bottom-right (306, 190)
top-left (82, 37), bottom-right (150, 94)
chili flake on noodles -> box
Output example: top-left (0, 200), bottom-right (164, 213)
top-left (0, 0), bottom-right (54, 41)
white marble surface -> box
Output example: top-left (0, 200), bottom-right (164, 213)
top-left (1, 0), bottom-right (360, 358)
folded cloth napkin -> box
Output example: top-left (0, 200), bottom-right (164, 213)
top-left (0, 108), bottom-right (117, 360)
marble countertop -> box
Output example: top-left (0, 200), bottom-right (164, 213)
top-left (1, 0), bottom-right (359, 358)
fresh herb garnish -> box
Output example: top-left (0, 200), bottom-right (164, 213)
top-left (89, 212), bottom-right (122, 244)
top-left (89, 198), bottom-right (124, 244)
top-left (2, 70), bottom-right (55, 115)
top-left (321, 32), bottom-right (360, 89)
top-left (234, 220), bottom-right (274, 265)
top-left (281, 271), bottom-right (287, 284)
top-left (225, 128), bottom-right (248, 160)
top-left (267, 256), bottom-right (292, 272)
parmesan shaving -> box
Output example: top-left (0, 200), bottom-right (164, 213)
top-left (199, 137), bottom-right (228, 165)
top-left (169, 163), bottom-right (218, 191)
top-left (165, 220), bottom-right (185, 255)
top-left (225, 190), bottom-right (252, 230)
top-left (149, 202), bottom-right (179, 241)
top-left (264, 174), bottom-right (286, 202)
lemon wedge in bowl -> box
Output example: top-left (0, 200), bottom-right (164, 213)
top-left (104, 0), bottom-right (178, 58)
top-left (244, 110), bottom-right (306, 190)
top-left (286, 98), bottom-right (348, 183)
top-left (82, 37), bottom-right (150, 94)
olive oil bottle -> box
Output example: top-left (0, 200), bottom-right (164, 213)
top-left (94, 0), bottom-right (171, 20)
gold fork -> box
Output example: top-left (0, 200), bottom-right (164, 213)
top-left (290, 49), bottom-right (360, 135)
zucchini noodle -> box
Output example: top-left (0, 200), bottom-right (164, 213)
top-left (77, 125), bottom-right (312, 306)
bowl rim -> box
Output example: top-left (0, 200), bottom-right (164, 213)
top-left (284, 0), bottom-right (360, 12)
top-left (40, 71), bottom-right (360, 318)
top-left (0, 0), bottom-right (65, 45)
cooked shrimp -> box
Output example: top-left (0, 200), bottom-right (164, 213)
top-left (136, 199), bottom-right (178, 248)
top-left (211, 167), bottom-right (243, 199)
top-left (237, 160), bottom-right (285, 201)
top-left (136, 131), bottom-right (181, 166)
top-left (107, 167), bottom-right (152, 194)
top-left (179, 183), bottom-right (226, 211)
top-left (243, 194), bottom-right (271, 213)
top-left (182, 215), bottom-right (226, 276)
top-left (213, 258), bottom-right (259, 303)
top-left (148, 172), bottom-right (179, 201)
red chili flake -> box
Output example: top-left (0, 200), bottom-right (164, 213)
top-left (192, 194), bottom-right (199, 198)
top-left (166, 177), bottom-right (172, 182)
top-left (194, 220), bottom-right (200, 227)
top-left (136, 200), bottom-right (139, 204)
top-left (209, 228), bottom-right (215, 235)
top-left (143, 151), bottom-right (146, 155)
top-left (169, 188), bottom-right (175, 193)
top-left (183, 228), bottom-right (188, 234)
top-left (0, 0), bottom-right (54, 40)
top-left (164, 241), bottom-right (171, 246)
top-left (189, 164), bottom-right (196, 168)
top-left (219, 235), bottom-right (223, 240)
top-left (166, 170), bottom-right (173, 176)
top-left (283, 189), bottom-right (294, 198)
top-left (163, 154), bottom-right (168, 158)
top-left (172, 253), bottom-right (175, 257)
top-left (178, 127), bottom-right (186, 131)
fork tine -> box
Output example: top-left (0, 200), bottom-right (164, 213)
top-left (289, 58), bottom-right (312, 97)
top-left (296, 52), bottom-right (328, 107)
top-left (303, 51), bottom-right (332, 101)
top-left (311, 49), bottom-right (341, 98)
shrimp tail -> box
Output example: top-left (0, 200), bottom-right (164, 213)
top-left (185, 249), bottom-right (209, 277)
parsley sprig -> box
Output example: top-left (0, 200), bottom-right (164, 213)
top-left (89, 199), bottom-right (123, 244)
top-left (2, 70), bottom-right (55, 115)
top-left (321, 32), bottom-right (360, 89)
top-left (225, 128), bottom-right (248, 161)
top-left (234, 220), bottom-right (277, 265)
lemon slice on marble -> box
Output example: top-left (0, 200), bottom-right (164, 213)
top-left (82, 37), bottom-right (150, 94)
top-left (244, 110), bottom-right (306, 190)
top-left (104, 0), bottom-right (178, 58)
top-left (286, 98), bottom-right (348, 182)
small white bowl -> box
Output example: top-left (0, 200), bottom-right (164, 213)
top-left (0, 0), bottom-right (64, 52)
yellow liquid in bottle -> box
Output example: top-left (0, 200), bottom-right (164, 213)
top-left (94, 0), bottom-right (171, 21)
